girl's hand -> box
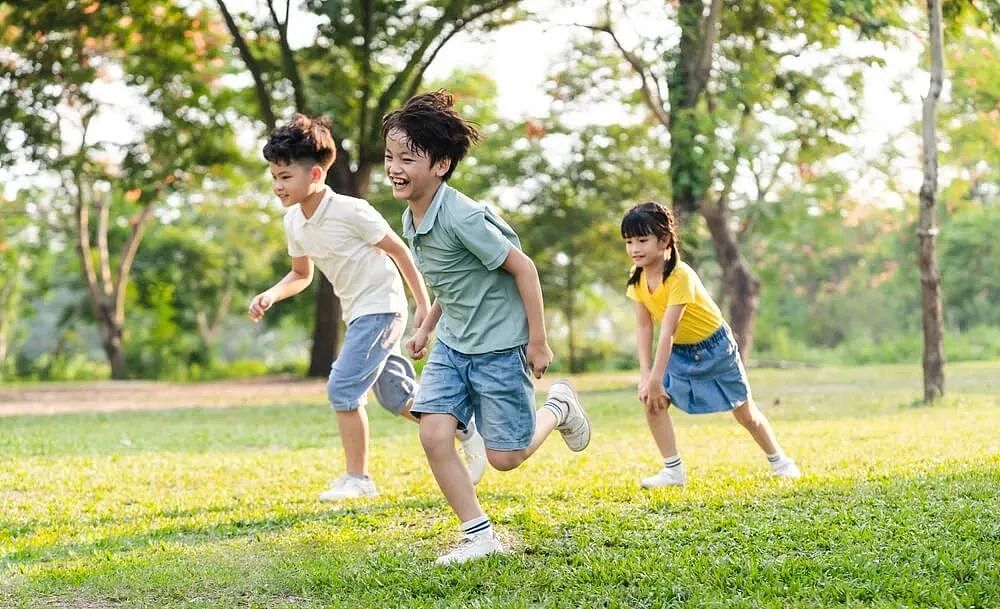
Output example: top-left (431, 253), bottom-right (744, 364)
top-left (637, 374), bottom-right (650, 403)
top-left (644, 376), bottom-right (669, 413)
top-left (407, 330), bottom-right (430, 360)
top-left (526, 340), bottom-right (553, 379)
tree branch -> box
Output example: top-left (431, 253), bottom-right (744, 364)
top-left (112, 203), bottom-right (155, 321)
top-left (689, 0), bottom-right (722, 103)
top-left (217, 0), bottom-right (277, 129)
top-left (587, 22), bottom-right (671, 128)
top-left (96, 188), bottom-right (112, 294)
top-left (267, 0), bottom-right (308, 112)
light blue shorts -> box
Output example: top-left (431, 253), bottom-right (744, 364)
top-left (410, 341), bottom-right (535, 451)
top-left (327, 313), bottom-right (416, 414)
top-left (664, 325), bottom-right (751, 415)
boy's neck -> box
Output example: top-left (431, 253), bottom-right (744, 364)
top-left (407, 182), bottom-right (444, 229)
top-left (299, 186), bottom-right (327, 219)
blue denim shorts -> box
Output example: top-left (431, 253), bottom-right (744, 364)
top-left (411, 341), bottom-right (535, 451)
top-left (327, 313), bottom-right (416, 413)
top-left (664, 325), bottom-right (751, 415)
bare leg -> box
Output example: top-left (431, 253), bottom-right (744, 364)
top-left (419, 413), bottom-right (485, 522)
top-left (336, 407), bottom-right (370, 475)
top-left (645, 404), bottom-right (679, 458)
top-left (485, 408), bottom-right (560, 471)
top-left (732, 399), bottom-right (780, 455)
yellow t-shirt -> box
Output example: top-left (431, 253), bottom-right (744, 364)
top-left (625, 260), bottom-right (724, 344)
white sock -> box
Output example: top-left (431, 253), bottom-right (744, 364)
top-left (460, 516), bottom-right (491, 537)
top-left (454, 420), bottom-right (476, 442)
top-left (663, 454), bottom-right (683, 469)
top-left (766, 451), bottom-right (784, 463)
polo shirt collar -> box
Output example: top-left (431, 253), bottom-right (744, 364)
top-left (301, 186), bottom-right (333, 224)
top-left (402, 183), bottom-right (449, 238)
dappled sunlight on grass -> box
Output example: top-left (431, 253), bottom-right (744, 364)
top-left (2, 361), bottom-right (998, 608)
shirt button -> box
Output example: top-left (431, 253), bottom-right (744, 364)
top-left (694, 354), bottom-right (701, 361)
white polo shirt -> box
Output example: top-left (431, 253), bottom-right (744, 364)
top-left (284, 187), bottom-right (407, 323)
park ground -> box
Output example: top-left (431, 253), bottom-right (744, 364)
top-left (1, 361), bottom-right (998, 608)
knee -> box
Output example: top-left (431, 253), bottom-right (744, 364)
top-left (419, 419), bottom-right (456, 457)
top-left (487, 451), bottom-right (524, 472)
top-left (732, 402), bottom-right (759, 427)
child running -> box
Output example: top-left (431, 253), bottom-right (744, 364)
top-left (621, 201), bottom-right (800, 487)
top-left (382, 90), bottom-right (591, 565)
top-left (249, 114), bottom-right (487, 502)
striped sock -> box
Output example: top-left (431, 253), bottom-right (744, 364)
top-left (766, 452), bottom-right (784, 463)
top-left (663, 454), bottom-right (683, 469)
top-left (461, 516), bottom-right (492, 537)
top-left (542, 397), bottom-right (568, 425)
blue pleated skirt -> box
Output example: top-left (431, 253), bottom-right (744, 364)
top-left (663, 325), bottom-right (750, 414)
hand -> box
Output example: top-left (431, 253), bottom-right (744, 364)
top-left (526, 340), bottom-right (553, 379)
top-left (406, 330), bottom-right (430, 360)
top-left (644, 376), bottom-right (669, 413)
top-left (637, 374), bottom-right (649, 403)
top-left (248, 291), bottom-right (273, 323)
top-left (413, 305), bottom-right (428, 331)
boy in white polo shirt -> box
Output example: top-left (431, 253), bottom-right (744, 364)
top-left (249, 114), bottom-right (486, 501)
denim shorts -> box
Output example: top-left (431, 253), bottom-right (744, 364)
top-left (327, 312), bottom-right (416, 414)
top-left (664, 325), bottom-right (751, 415)
top-left (410, 341), bottom-right (535, 451)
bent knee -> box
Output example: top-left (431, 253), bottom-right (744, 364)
top-left (487, 451), bottom-right (525, 472)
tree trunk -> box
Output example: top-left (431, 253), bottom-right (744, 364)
top-left (94, 298), bottom-right (127, 379)
top-left (702, 199), bottom-right (760, 365)
top-left (918, 0), bottom-right (945, 402)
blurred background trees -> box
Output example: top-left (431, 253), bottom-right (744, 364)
top-left (1, 0), bottom-right (996, 382)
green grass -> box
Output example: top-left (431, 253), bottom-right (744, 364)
top-left (2, 361), bottom-right (998, 608)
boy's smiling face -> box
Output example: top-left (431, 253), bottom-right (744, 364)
top-left (269, 160), bottom-right (320, 207)
top-left (383, 128), bottom-right (450, 207)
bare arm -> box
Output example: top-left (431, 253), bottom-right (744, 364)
top-left (645, 304), bottom-right (686, 411)
top-left (374, 232), bottom-right (430, 328)
top-left (634, 300), bottom-right (654, 379)
top-left (249, 255), bottom-right (314, 322)
top-left (501, 247), bottom-right (552, 378)
top-left (406, 299), bottom-right (441, 359)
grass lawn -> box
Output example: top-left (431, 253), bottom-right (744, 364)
top-left (1, 361), bottom-right (998, 608)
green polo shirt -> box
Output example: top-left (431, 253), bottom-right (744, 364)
top-left (402, 183), bottom-right (529, 354)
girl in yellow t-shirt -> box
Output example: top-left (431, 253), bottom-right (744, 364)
top-left (622, 202), bottom-right (800, 487)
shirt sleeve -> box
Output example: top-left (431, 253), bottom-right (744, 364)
top-left (351, 201), bottom-right (393, 245)
top-left (452, 205), bottom-right (514, 271)
top-left (284, 211), bottom-right (306, 257)
top-left (666, 264), bottom-right (698, 306)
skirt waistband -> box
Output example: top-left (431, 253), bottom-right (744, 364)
top-left (672, 325), bottom-right (730, 352)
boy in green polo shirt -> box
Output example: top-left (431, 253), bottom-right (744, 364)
top-left (382, 90), bottom-right (592, 565)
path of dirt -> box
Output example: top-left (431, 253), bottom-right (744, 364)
top-left (0, 376), bottom-right (330, 416)
top-left (0, 376), bottom-right (569, 417)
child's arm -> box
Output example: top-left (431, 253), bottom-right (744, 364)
top-left (501, 247), bottom-right (552, 379)
top-left (634, 301), bottom-right (654, 403)
top-left (645, 304), bottom-right (686, 412)
top-left (373, 232), bottom-right (431, 329)
top-left (248, 256), bottom-right (314, 322)
top-left (407, 299), bottom-right (442, 359)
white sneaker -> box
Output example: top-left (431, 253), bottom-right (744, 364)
top-left (771, 457), bottom-right (801, 479)
top-left (640, 465), bottom-right (687, 488)
top-left (318, 474), bottom-right (377, 502)
top-left (434, 531), bottom-right (505, 566)
top-left (548, 380), bottom-right (591, 452)
top-left (458, 430), bottom-right (487, 485)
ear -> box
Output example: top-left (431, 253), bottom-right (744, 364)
top-left (433, 157), bottom-right (452, 178)
top-left (310, 164), bottom-right (324, 183)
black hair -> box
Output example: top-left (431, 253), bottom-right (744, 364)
top-left (621, 201), bottom-right (680, 287)
top-left (380, 89), bottom-right (480, 181)
top-left (262, 113), bottom-right (336, 169)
